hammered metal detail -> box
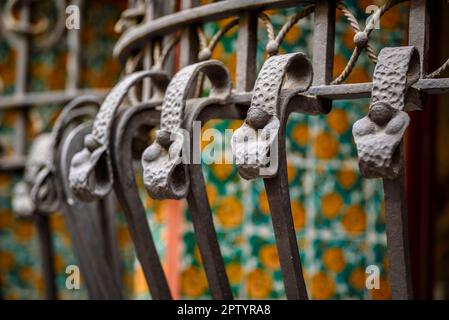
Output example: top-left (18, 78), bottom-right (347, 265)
top-left (69, 70), bottom-right (169, 201)
top-left (1, 0), bottom-right (66, 51)
top-left (353, 46), bottom-right (420, 179)
top-left (142, 60), bottom-right (231, 200)
top-left (231, 52), bottom-right (312, 180)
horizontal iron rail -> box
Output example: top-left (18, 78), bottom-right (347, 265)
top-left (0, 89), bottom-right (109, 110)
top-left (1, 78), bottom-right (447, 111)
top-left (1, 75), bottom-right (447, 172)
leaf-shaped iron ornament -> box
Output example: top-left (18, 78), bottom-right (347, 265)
top-left (142, 59), bottom-right (231, 200)
top-left (69, 70), bottom-right (169, 201)
top-left (231, 52), bottom-right (313, 180)
top-left (352, 46), bottom-right (420, 179)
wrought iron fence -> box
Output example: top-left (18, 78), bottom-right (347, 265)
top-left (1, 0), bottom-right (448, 300)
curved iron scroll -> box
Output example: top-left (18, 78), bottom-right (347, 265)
top-left (32, 96), bottom-right (123, 299)
top-left (142, 60), bottom-right (231, 200)
top-left (231, 52), bottom-right (323, 300)
top-left (30, 96), bottom-right (103, 214)
top-left (231, 52), bottom-right (313, 180)
top-left (12, 134), bottom-right (57, 300)
top-left (58, 121), bottom-right (123, 299)
top-left (69, 70), bottom-right (169, 202)
top-left (142, 59), bottom-right (233, 300)
top-left (352, 46), bottom-right (421, 300)
top-left (111, 103), bottom-right (172, 299)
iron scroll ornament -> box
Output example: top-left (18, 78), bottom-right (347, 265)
top-left (230, 52), bottom-right (324, 300)
top-left (141, 59), bottom-right (234, 300)
top-left (27, 96), bottom-right (102, 214)
top-left (14, 96), bottom-right (123, 299)
top-left (352, 46), bottom-right (421, 300)
top-left (69, 70), bottom-right (169, 202)
top-left (352, 46), bottom-right (420, 179)
top-left (141, 60), bottom-right (231, 200)
top-left (231, 52), bottom-right (313, 180)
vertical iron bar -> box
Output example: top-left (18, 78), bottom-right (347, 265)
top-left (236, 12), bottom-right (257, 92)
top-left (35, 213), bottom-right (57, 300)
top-left (14, 3), bottom-right (30, 158)
top-left (179, 0), bottom-right (200, 68)
top-left (66, 0), bottom-right (83, 91)
top-left (186, 166), bottom-right (233, 300)
top-left (14, 2), bottom-right (59, 299)
top-left (312, 0), bottom-right (335, 87)
top-left (409, 0), bottom-right (429, 76)
top-left (142, 0), bottom-right (155, 100)
top-left (97, 195), bottom-right (123, 293)
top-left (383, 161), bottom-right (413, 299)
top-left (181, 0), bottom-right (232, 300)
top-left (263, 117), bottom-right (308, 299)
top-left (380, 0), bottom-right (429, 300)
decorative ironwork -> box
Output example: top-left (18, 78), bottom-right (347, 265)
top-left (353, 46), bottom-right (420, 179)
top-left (68, 70), bottom-right (169, 202)
top-left (2, 0), bottom-right (449, 300)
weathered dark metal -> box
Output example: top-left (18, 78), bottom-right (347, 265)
top-left (68, 71), bottom-right (169, 202)
top-left (45, 96), bottom-right (123, 299)
top-left (353, 46), bottom-right (421, 300)
top-left (59, 122), bottom-right (123, 299)
top-left (231, 52), bottom-right (321, 300)
top-left (142, 59), bottom-right (233, 299)
top-left (111, 103), bottom-right (172, 299)
top-left (114, 0), bottom-right (314, 62)
top-left (2, 0), bottom-right (449, 301)
top-left (12, 134), bottom-right (58, 300)
top-left (353, 47), bottom-right (420, 179)
top-left (142, 60), bottom-right (231, 199)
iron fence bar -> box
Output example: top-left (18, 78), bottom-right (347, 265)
top-left (35, 213), bottom-right (58, 300)
top-left (177, 6), bottom-right (234, 296)
top-left (0, 89), bottom-right (109, 110)
top-left (111, 104), bottom-right (173, 299)
top-left (58, 120), bottom-right (124, 299)
top-left (2, 79), bottom-right (449, 112)
top-left (13, 1), bottom-right (30, 162)
top-left (378, 0), bottom-right (430, 300)
top-left (236, 12), bottom-right (257, 92)
top-left (2, 78), bottom-right (449, 112)
top-left (66, 0), bottom-right (83, 91)
top-left (179, 0), bottom-right (200, 68)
